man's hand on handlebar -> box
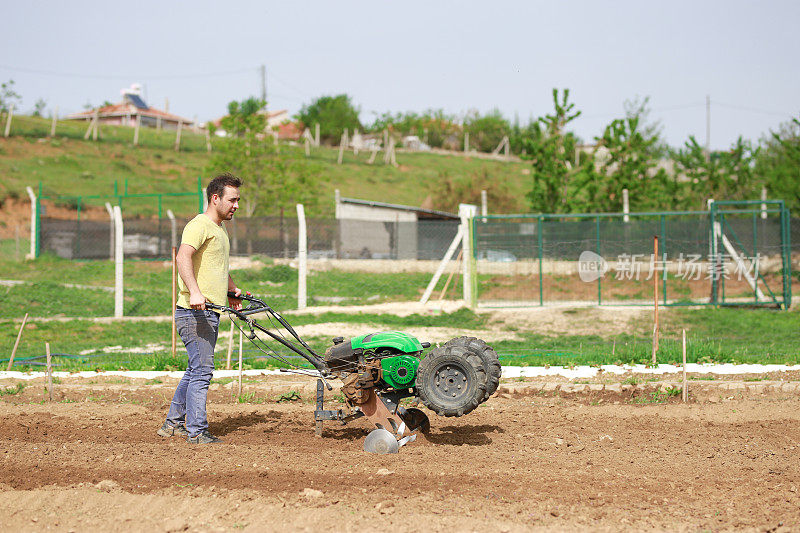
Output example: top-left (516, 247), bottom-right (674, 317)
top-left (228, 287), bottom-right (243, 311)
top-left (189, 291), bottom-right (207, 310)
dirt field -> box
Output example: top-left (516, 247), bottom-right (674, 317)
top-left (2, 377), bottom-right (800, 532)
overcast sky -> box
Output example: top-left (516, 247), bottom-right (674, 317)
top-left (2, 0), bottom-right (798, 149)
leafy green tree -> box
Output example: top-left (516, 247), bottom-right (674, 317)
top-left (297, 94), bottom-right (361, 144)
top-left (463, 109), bottom-right (510, 152)
top-left (593, 115), bottom-right (672, 211)
top-left (623, 96), bottom-right (667, 157)
top-left (368, 109), bottom-right (462, 149)
top-left (221, 97), bottom-right (266, 137)
top-left (674, 136), bottom-right (759, 208)
top-left (0, 79), bottom-right (21, 112)
top-left (509, 115), bottom-right (543, 155)
top-left (756, 117), bottom-right (800, 212)
top-left (32, 98), bottom-right (47, 117)
top-left (523, 89), bottom-right (584, 213)
top-left (207, 98), bottom-right (324, 217)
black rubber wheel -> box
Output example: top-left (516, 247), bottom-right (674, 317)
top-left (400, 407), bottom-right (431, 434)
top-left (445, 336), bottom-right (501, 402)
top-left (416, 345), bottom-right (486, 417)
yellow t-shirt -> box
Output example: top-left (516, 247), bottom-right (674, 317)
top-left (177, 214), bottom-right (230, 310)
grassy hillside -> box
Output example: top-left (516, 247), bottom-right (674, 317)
top-left (0, 115), bottom-right (532, 218)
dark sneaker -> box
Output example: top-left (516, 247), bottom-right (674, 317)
top-left (157, 421), bottom-right (189, 438)
top-left (186, 430), bottom-right (223, 444)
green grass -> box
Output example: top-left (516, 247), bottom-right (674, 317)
top-left (2, 306), bottom-right (798, 372)
top-left (1, 115), bottom-right (531, 218)
top-left (0, 249), bottom-right (467, 318)
top-left (1, 236), bottom-right (798, 370)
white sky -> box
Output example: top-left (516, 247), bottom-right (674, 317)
top-left (2, 0), bottom-right (798, 149)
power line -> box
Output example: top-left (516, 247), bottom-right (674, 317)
top-left (714, 101), bottom-right (795, 118)
top-left (580, 102), bottom-right (706, 120)
top-left (0, 64), bottom-right (256, 80)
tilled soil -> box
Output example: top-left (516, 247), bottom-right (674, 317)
top-left (1, 378), bottom-right (800, 532)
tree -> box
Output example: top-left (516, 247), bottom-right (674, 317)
top-left (207, 98), bottom-right (325, 217)
top-left (756, 117), bottom-right (800, 212)
top-left (509, 114), bottom-right (543, 155)
top-left (220, 97), bottom-right (266, 137)
top-left (593, 114), bottom-right (672, 211)
top-left (0, 79), bottom-right (21, 112)
top-left (523, 89), bottom-right (585, 213)
top-left (297, 94), bottom-right (361, 144)
top-left (463, 109), bottom-right (510, 152)
top-left (32, 98), bottom-right (46, 117)
top-left (674, 136), bottom-right (759, 208)
top-left (623, 96), bottom-right (667, 157)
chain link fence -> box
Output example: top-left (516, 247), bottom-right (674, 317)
top-left (34, 201), bottom-right (795, 311)
top-left (474, 202), bottom-right (793, 308)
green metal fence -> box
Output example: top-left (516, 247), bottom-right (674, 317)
top-left (473, 201), bottom-right (792, 309)
top-left (34, 178), bottom-right (204, 257)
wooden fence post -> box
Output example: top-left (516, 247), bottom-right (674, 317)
top-left (49, 107), bottom-right (58, 137)
top-left (83, 115), bottom-right (93, 140)
top-left (133, 114), bottom-right (141, 146)
top-left (4, 104), bottom-right (14, 138)
top-left (337, 131), bottom-right (346, 164)
top-left (174, 121), bottom-right (182, 151)
top-left (92, 109), bottom-right (99, 141)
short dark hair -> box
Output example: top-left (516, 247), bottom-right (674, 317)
top-left (207, 172), bottom-right (243, 202)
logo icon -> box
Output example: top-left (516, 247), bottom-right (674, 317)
top-left (578, 251), bottom-right (608, 282)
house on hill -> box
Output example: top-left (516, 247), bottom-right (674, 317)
top-left (210, 109), bottom-right (302, 140)
top-left (64, 84), bottom-right (193, 130)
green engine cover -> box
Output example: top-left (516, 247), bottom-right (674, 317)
top-left (350, 331), bottom-right (424, 353)
top-left (380, 355), bottom-right (420, 389)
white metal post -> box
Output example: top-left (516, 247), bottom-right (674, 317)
top-left (761, 187), bottom-right (767, 220)
top-left (105, 202), bottom-right (114, 261)
top-left (166, 209), bottom-right (177, 250)
top-left (113, 206), bottom-right (124, 318)
top-left (481, 190), bottom-right (488, 221)
top-left (296, 204), bottom-right (308, 310)
top-left (25, 186), bottom-right (36, 259)
top-left (622, 188), bottom-right (630, 223)
top-left (459, 204), bottom-right (477, 307)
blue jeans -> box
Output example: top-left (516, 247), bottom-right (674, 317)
top-left (166, 308), bottom-right (220, 437)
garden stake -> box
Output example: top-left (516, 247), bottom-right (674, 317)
top-left (682, 330), bottom-right (688, 403)
top-left (237, 329), bottom-right (243, 398)
top-left (7, 313), bottom-right (29, 371)
top-left (46, 342), bottom-right (52, 402)
top-left (226, 320), bottom-right (235, 370)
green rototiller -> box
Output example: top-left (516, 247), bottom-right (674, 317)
top-left (207, 293), bottom-right (502, 454)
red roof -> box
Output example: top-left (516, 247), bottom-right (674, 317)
top-left (277, 121), bottom-right (302, 140)
top-left (65, 103), bottom-right (192, 124)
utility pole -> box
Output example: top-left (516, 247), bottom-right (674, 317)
top-left (260, 64), bottom-right (267, 111)
top-left (705, 94), bottom-right (711, 160)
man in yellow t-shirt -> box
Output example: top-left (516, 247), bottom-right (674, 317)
top-left (158, 173), bottom-right (243, 444)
